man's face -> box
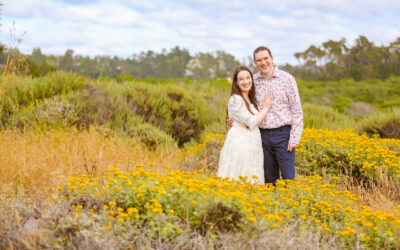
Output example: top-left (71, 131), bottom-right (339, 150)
top-left (254, 50), bottom-right (274, 77)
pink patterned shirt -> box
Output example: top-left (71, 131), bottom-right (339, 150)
top-left (254, 67), bottom-right (303, 145)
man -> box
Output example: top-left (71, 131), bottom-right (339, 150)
top-left (228, 46), bottom-right (303, 184)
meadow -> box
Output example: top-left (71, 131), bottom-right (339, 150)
top-left (1, 71), bottom-right (400, 249)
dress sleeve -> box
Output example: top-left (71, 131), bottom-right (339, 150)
top-left (228, 95), bottom-right (258, 129)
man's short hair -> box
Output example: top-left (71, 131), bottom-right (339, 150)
top-left (253, 46), bottom-right (272, 61)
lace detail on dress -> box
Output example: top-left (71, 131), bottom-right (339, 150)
top-left (217, 95), bottom-right (264, 184)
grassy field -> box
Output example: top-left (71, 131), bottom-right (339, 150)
top-left (1, 71), bottom-right (400, 249)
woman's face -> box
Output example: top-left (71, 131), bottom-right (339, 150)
top-left (236, 70), bottom-right (253, 94)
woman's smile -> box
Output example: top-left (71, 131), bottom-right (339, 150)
top-left (237, 70), bottom-right (253, 94)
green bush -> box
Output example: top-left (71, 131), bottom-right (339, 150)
top-left (0, 71), bottom-right (86, 128)
top-left (113, 73), bottom-right (134, 82)
top-left (128, 123), bottom-right (177, 148)
top-left (303, 103), bottom-right (354, 130)
top-left (90, 79), bottom-right (222, 146)
top-left (9, 96), bottom-right (79, 130)
top-left (357, 108), bottom-right (400, 139)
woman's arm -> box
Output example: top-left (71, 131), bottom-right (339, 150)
top-left (228, 94), bottom-right (272, 129)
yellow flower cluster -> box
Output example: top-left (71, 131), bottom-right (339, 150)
top-left (298, 128), bottom-right (400, 178)
top-left (18, 97), bottom-right (54, 115)
top-left (181, 129), bottom-right (400, 180)
top-left (179, 133), bottom-right (226, 156)
top-left (58, 168), bottom-right (400, 248)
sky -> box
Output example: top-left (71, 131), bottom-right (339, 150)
top-left (2, 0), bottom-right (400, 64)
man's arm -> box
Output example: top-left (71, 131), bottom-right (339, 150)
top-left (287, 76), bottom-right (303, 151)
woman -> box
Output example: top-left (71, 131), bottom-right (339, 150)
top-left (217, 66), bottom-right (273, 184)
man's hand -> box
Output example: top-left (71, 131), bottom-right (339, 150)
top-left (226, 116), bottom-right (234, 128)
top-left (287, 143), bottom-right (297, 152)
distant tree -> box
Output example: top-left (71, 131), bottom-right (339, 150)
top-left (74, 55), bottom-right (100, 78)
top-left (27, 48), bottom-right (56, 76)
top-left (215, 50), bottom-right (240, 78)
top-left (59, 49), bottom-right (75, 72)
top-left (30, 48), bottom-right (46, 64)
top-left (322, 38), bottom-right (348, 64)
top-left (389, 37), bottom-right (400, 75)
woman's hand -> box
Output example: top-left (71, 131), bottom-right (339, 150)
top-left (262, 92), bottom-right (273, 111)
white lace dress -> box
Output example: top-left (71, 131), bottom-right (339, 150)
top-left (217, 94), bottom-right (264, 184)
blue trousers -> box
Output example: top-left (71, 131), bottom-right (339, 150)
top-left (260, 125), bottom-right (295, 184)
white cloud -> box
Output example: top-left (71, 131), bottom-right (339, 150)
top-left (52, 4), bottom-right (148, 27)
top-left (3, 0), bottom-right (56, 18)
top-left (116, 0), bottom-right (160, 11)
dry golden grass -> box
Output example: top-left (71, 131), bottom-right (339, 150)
top-left (343, 177), bottom-right (400, 211)
top-left (1, 126), bottom-right (399, 212)
top-left (0, 127), bottom-right (180, 196)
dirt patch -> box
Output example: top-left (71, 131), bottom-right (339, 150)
top-left (168, 92), bottom-right (182, 102)
top-left (311, 95), bottom-right (333, 106)
top-left (347, 101), bottom-right (377, 117)
top-left (198, 202), bottom-right (243, 236)
top-left (171, 105), bottom-right (202, 147)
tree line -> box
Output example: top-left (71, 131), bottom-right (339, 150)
top-left (0, 35), bottom-right (399, 81)
top-left (0, 45), bottom-right (241, 80)
top-left (283, 35), bottom-right (400, 81)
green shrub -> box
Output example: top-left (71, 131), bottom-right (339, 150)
top-left (357, 108), bottom-right (400, 139)
top-left (113, 73), bottom-right (134, 82)
top-left (91, 79), bottom-right (221, 146)
top-left (9, 96), bottom-right (79, 130)
top-left (1, 71), bottom-right (86, 106)
top-left (128, 123), bottom-right (177, 148)
top-left (332, 95), bottom-right (352, 112)
top-left (303, 103), bottom-right (354, 130)
top-left (67, 84), bottom-right (123, 128)
top-left (0, 71), bottom-right (86, 128)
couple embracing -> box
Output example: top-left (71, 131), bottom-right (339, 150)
top-left (217, 46), bottom-right (303, 185)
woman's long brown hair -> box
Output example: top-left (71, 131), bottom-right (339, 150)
top-left (231, 65), bottom-right (259, 115)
